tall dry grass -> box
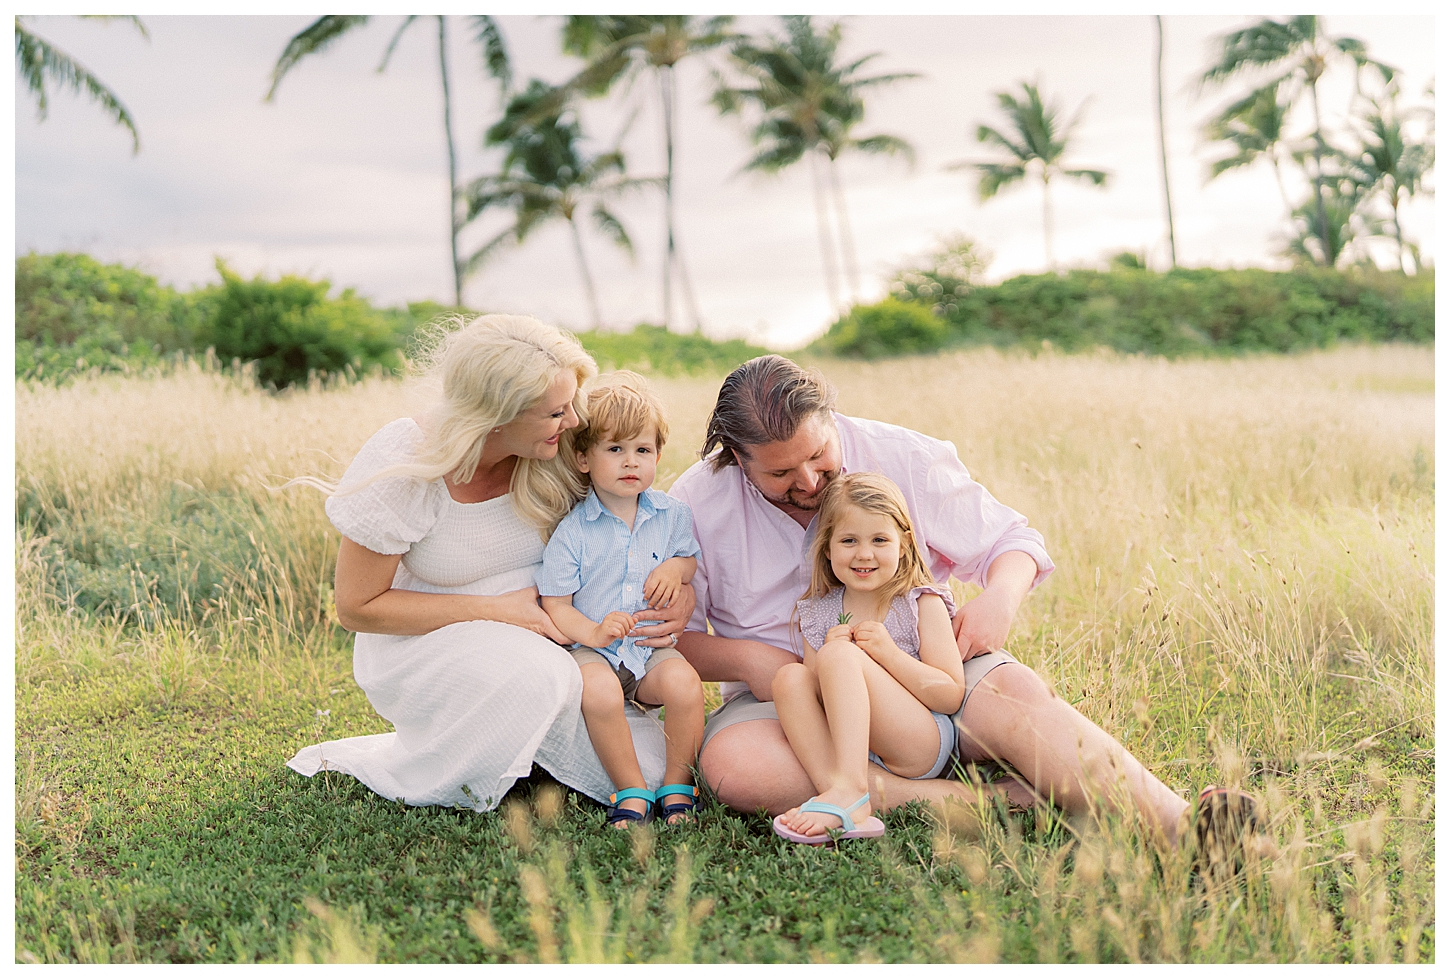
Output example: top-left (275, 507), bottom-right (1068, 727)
top-left (14, 343), bottom-right (1434, 962)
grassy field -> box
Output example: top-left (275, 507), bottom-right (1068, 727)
top-left (14, 344), bottom-right (1434, 963)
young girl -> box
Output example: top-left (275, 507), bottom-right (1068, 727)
top-left (772, 472), bottom-right (967, 844)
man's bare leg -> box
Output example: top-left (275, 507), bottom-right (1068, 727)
top-left (700, 717), bottom-right (1012, 818)
top-left (956, 663), bottom-right (1190, 843)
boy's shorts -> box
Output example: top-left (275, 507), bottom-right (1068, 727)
top-left (570, 645), bottom-right (685, 706)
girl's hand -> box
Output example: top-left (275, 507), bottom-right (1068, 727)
top-left (495, 587), bottom-right (571, 645)
top-left (850, 620), bottom-right (901, 664)
top-left (596, 610), bottom-right (639, 646)
top-left (824, 623), bottom-right (856, 646)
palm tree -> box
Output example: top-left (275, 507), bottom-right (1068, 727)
top-left (1199, 15), bottom-right (1395, 267)
top-left (1283, 166), bottom-right (1378, 268)
top-left (1344, 85), bottom-right (1434, 274)
top-left (266, 15), bottom-right (511, 308)
top-left (1154, 15), bottom-right (1178, 268)
top-left (463, 81), bottom-right (658, 330)
top-left (555, 15), bottom-right (736, 332)
top-left (14, 15), bottom-right (147, 152)
top-left (952, 81), bottom-right (1110, 271)
top-left (1203, 86), bottom-right (1298, 219)
top-left (714, 16), bottom-right (917, 313)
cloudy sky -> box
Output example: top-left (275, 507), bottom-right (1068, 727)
top-left (13, 9), bottom-right (1436, 349)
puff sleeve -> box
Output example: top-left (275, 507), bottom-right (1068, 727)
top-left (324, 419), bottom-right (442, 555)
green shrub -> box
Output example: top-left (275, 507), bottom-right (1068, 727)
top-left (195, 261), bottom-right (405, 389)
top-left (14, 252), bottom-right (207, 381)
top-left (577, 324), bottom-right (769, 375)
top-left (817, 298), bottom-right (949, 358)
top-left (816, 247), bottom-right (1434, 359)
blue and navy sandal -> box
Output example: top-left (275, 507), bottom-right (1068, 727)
top-left (655, 784), bottom-right (701, 826)
top-left (605, 787), bottom-right (655, 829)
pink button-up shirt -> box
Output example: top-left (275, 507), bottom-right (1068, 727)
top-left (668, 413), bottom-right (1054, 701)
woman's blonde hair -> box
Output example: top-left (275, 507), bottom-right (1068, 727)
top-left (805, 472), bottom-right (936, 604)
top-left (303, 313), bottom-right (597, 537)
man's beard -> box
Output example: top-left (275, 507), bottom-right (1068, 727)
top-left (764, 467), bottom-right (839, 511)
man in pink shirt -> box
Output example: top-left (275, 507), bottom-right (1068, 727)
top-left (670, 356), bottom-right (1199, 844)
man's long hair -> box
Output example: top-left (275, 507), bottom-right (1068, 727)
top-left (701, 355), bottom-right (837, 471)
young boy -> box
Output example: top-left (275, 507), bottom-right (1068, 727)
top-left (536, 371), bottom-right (706, 828)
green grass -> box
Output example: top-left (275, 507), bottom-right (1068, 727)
top-left (15, 349), bottom-right (1434, 962)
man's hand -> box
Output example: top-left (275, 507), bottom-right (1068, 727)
top-left (630, 582), bottom-right (696, 648)
top-left (953, 550), bottom-right (1037, 660)
top-left (850, 619), bottom-right (901, 665)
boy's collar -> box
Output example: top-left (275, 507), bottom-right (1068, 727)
top-left (581, 486), bottom-right (657, 522)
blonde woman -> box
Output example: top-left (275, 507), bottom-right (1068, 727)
top-left (287, 315), bottom-right (691, 810)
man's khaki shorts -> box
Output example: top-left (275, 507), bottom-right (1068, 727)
top-left (571, 645), bottom-right (686, 707)
top-left (699, 649), bottom-right (1020, 754)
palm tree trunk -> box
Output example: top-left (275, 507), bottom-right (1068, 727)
top-left (657, 68), bottom-right (675, 330)
top-left (1269, 155), bottom-right (1293, 221)
top-left (826, 156), bottom-right (861, 303)
top-left (1390, 193), bottom-right (1412, 274)
top-left (1041, 174), bottom-right (1056, 272)
top-left (1306, 80), bottom-right (1334, 266)
top-left (438, 16), bottom-right (462, 307)
top-left (568, 217), bottom-right (603, 330)
top-left (809, 150), bottom-right (842, 314)
top-left (1154, 16), bottom-right (1178, 268)
top-left (655, 67), bottom-right (704, 333)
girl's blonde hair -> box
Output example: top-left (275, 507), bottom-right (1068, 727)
top-left (805, 471), bottom-right (936, 604)
top-left (301, 313), bottom-right (597, 537)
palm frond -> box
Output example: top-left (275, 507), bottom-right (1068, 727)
top-left (462, 225), bottom-right (524, 276)
top-left (975, 124), bottom-right (1031, 163)
top-left (975, 161), bottom-right (1028, 202)
top-left (376, 15), bottom-right (418, 73)
top-left (472, 15), bottom-right (511, 91)
top-left (851, 134), bottom-right (915, 165)
top-left (1062, 168), bottom-right (1111, 187)
top-left (14, 21), bottom-right (140, 152)
top-left (267, 14), bottom-right (370, 100)
top-left (591, 205), bottom-right (634, 258)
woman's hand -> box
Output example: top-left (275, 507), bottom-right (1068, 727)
top-left (850, 620), bottom-right (902, 665)
top-left (630, 582), bottom-right (696, 648)
top-left (493, 586), bottom-right (571, 645)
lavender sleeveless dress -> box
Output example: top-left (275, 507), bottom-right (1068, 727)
top-left (796, 585), bottom-right (963, 779)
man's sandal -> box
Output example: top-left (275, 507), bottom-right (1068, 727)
top-left (605, 787), bottom-right (654, 829)
top-left (1192, 785), bottom-right (1260, 873)
top-left (656, 784), bottom-right (701, 826)
top-left (772, 793), bottom-right (886, 845)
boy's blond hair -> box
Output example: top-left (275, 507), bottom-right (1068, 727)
top-left (573, 370), bottom-right (669, 454)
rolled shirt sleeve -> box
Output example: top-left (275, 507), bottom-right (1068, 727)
top-left (915, 432), bottom-right (1054, 591)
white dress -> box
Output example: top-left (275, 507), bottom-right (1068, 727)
top-left (286, 418), bottom-right (667, 810)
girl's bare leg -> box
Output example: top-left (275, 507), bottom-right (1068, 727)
top-left (578, 663), bottom-right (650, 823)
top-left (772, 662), bottom-right (836, 793)
top-left (634, 658), bottom-right (706, 823)
top-left (777, 640), bottom-right (942, 836)
top-left (957, 663), bottom-right (1190, 844)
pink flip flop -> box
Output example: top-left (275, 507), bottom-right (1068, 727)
top-left (772, 793), bottom-right (885, 845)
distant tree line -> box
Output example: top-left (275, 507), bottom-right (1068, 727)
top-left (16, 14), bottom-right (1436, 336)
